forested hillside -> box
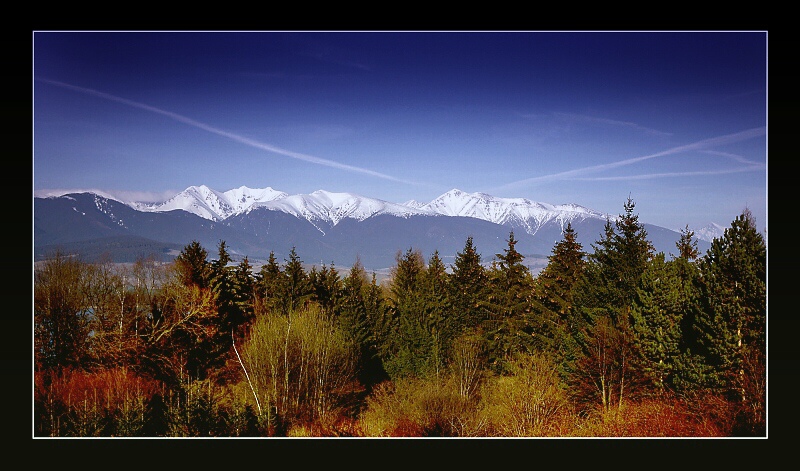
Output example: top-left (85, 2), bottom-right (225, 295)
top-left (33, 198), bottom-right (766, 437)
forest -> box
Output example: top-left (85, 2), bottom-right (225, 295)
top-left (33, 198), bottom-right (767, 437)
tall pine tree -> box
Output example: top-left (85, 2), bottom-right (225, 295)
top-left (283, 247), bottom-right (312, 314)
top-left (449, 236), bottom-right (489, 333)
top-left (694, 209), bottom-right (766, 434)
top-left (629, 252), bottom-right (684, 392)
top-left (484, 231), bottom-right (533, 371)
top-left (570, 197), bottom-right (654, 410)
top-left (257, 251), bottom-right (285, 315)
top-left (174, 240), bottom-right (211, 289)
top-left (384, 248), bottom-right (432, 378)
top-left (669, 226), bottom-right (709, 393)
top-left (530, 222), bottom-right (586, 374)
top-left (419, 250), bottom-right (453, 378)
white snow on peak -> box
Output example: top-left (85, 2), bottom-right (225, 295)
top-left (403, 199), bottom-right (428, 210)
top-left (37, 185), bottom-right (726, 240)
top-left (695, 222), bottom-right (727, 242)
top-left (141, 185), bottom-right (233, 221)
top-left (134, 185), bottom-right (289, 221)
top-left (248, 190), bottom-right (431, 228)
top-left (223, 186), bottom-right (288, 213)
top-left (419, 189), bottom-right (610, 235)
top-left (121, 185), bottom-right (612, 234)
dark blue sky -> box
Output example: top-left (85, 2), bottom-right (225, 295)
top-left (33, 31), bottom-right (767, 233)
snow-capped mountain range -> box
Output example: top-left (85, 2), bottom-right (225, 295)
top-left (127, 185), bottom-right (615, 237)
top-left (34, 185), bottom-right (721, 269)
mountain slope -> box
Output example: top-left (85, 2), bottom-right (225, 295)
top-left (34, 187), bottom-right (713, 269)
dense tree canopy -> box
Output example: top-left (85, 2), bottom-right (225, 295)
top-left (33, 199), bottom-right (767, 437)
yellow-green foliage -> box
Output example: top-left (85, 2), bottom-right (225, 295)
top-left (357, 352), bottom-right (575, 437)
top-left (481, 352), bottom-right (572, 437)
top-left (239, 303), bottom-right (358, 430)
top-left (357, 374), bottom-right (490, 437)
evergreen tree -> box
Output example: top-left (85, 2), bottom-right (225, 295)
top-left (419, 250), bottom-right (453, 378)
top-left (384, 248), bottom-right (431, 378)
top-left (174, 240), bottom-right (211, 289)
top-left (210, 241), bottom-right (235, 324)
top-left (283, 247), bottom-right (312, 314)
top-left (338, 258), bottom-right (385, 386)
top-left (484, 232), bottom-right (533, 371)
top-left (629, 252), bottom-right (684, 391)
top-left (257, 251), bottom-right (285, 314)
top-left (675, 225), bottom-right (700, 260)
top-left (310, 263), bottom-right (341, 315)
top-left (338, 260), bottom-right (367, 335)
top-left (694, 209), bottom-right (766, 433)
top-left (364, 271), bottom-right (391, 385)
top-left (570, 197), bottom-right (654, 409)
top-left (208, 241), bottom-right (239, 373)
top-left (449, 236), bottom-right (489, 332)
top-left (530, 222), bottom-right (586, 373)
top-left (669, 226), bottom-right (708, 392)
top-left (231, 256), bottom-right (256, 332)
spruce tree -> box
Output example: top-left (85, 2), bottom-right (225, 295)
top-left (257, 251), bottom-right (285, 314)
top-left (419, 250), bottom-right (453, 377)
top-left (210, 241), bottom-right (235, 324)
top-left (364, 271), bottom-right (391, 384)
top-left (231, 256), bottom-right (256, 333)
top-left (308, 264), bottom-right (340, 314)
top-left (283, 247), bottom-right (312, 314)
top-left (208, 241), bottom-right (239, 373)
top-left (669, 226), bottom-right (708, 392)
top-left (385, 248), bottom-right (430, 378)
top-left (570, 197), bottom-right (654, 409)
top-left (629, 252), bottom-right (684, 391)
top-left (174, 240), bottom-right (211, 289)
top-left (449, 236), bottom-right (489, 332)
top-left (530, 222), bottom-right (586, 373)
top-left (695, 209), bottom-right (766, 433)
top-left (338, 259), bottom-right (370, 374)
top-left (484, 231), bottom-right (533, 370)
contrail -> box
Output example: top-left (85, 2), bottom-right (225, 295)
top-left (497, 127), bottom-right (766, 190)
top-left (570, 166), bottom-right (765, 181)
top-left (35, 78), bottom-right (415, 184)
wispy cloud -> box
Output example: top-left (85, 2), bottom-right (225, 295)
top-left (701, 150), bottom-right (764, 166)
top-left (553, 112), bottom-right (673, 137)
top-left (570, 167), bottom-right (763, 181)
top-left (35, 78), bottom-right (413, 184)
top-left (496, 127), bottom-right (766, 190)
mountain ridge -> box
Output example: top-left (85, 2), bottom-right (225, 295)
top-left (34, 186), bottom-right (720, 270)
top-left (120, 185), bottom-right (619, 234)
top-left (122, 185), bottom-right (726, 242)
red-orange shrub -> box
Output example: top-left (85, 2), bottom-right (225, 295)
top-left (34, 367), bottom-right (165, 436)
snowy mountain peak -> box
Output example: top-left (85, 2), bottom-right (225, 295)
top-left (133, 185), bottom-right (289, 221)
top-left (222, 186), bottom-right (288, 212)
top-left (247, 190), bottom-right (431, 230)
top-left (695, 222), bottom-right (727, 242)
top-left (403, 200), bottom-right (428, 210)
top-left (148, 185), bottom-right (233, 221)
top-left (126, 185), bottom-right (613, 236)
top-left (416, 189), bottom-right (613, 235)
